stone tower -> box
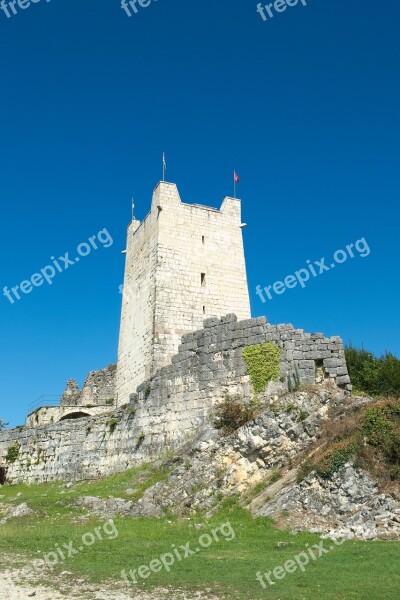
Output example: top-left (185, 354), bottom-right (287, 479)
top-left (116, 181), bottom-right (251, 404)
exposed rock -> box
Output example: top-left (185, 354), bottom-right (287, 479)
top-left (0, 503), bottom-right (35, 525)
top-left (127, 388), bottom-right (348, 517)
top-left (257, 463), bottom-right (400, 540)
top-left (75, 496), bottom-right (133, 517)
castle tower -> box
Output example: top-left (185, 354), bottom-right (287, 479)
top-left (116, 182), bottom-right (251, 403)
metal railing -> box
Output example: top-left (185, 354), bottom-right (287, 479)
top-left (27, 395), bottom-right (61, 414)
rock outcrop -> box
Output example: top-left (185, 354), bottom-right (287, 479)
top-left (257, 463), bottom-right (400, 540)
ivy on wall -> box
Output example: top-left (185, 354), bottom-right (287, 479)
top-left (242, 342), bottom-right (282, 395)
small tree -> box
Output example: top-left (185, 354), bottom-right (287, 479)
top-left (0, 419), bottom-right (9, 431)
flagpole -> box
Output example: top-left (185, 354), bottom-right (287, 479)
top-left (234, 170), bottom-right (236, 199)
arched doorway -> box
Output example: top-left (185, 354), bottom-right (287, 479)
top-left (60, 411), bottom-right (91, 421)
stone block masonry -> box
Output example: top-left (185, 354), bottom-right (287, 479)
top-left (0, 315), bottom-right (350, 484)
top-left (116, 182), bottom-right (251, 405)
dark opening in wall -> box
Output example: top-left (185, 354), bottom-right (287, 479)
top-left (202, 236), bottom-right (205, 244)
top-left (201, 273), bottom-right (206, 287)
top-left (0, 466), bottom-right (6, 485)
top-left (60, 411), bottom-right (91, 421)
top-left (203, 306), bottom-right (206, 314)
top-left (315, 360), bottom-right (327, 384)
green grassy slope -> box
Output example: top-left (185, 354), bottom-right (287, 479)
top-left (0, 468), bottom-right (399, 600)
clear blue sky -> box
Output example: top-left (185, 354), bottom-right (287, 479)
top-left (0, 0), bottom-right (399, 427)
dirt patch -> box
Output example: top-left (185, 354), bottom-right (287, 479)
top-left (0, 555), bottom-right (222, 600)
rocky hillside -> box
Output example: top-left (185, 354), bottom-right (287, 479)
top-left (64, 386), bottom-right (399, 541)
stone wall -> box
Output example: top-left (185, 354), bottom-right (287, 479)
top-left (135, 314), bottom-right (351, 432)
top-left (1, 314), bottom-right (350, 484)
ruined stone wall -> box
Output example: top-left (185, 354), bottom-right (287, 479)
top-left (0, 315), bottom-right (350, 484)
top-left (79, 366), bottom-right (117, 405)
top-left (25, 366), bottom-right (118, 428)
top-left (60, 366), bottom-right (117, 407)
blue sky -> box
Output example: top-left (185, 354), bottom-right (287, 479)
top-left (0, 0), bottom-right (399, 427)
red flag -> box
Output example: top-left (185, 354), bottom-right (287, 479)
top-left (234, 171), bottom-right (240, 183)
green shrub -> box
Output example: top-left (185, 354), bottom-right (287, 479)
top-left (108, 417), bottom-right (118, 433)
top-left (144, 384), bottom-right (151, 399)
top-left (6, 443), bottom-right (20, 463)
top-left (214, 396), bottom-right (259, 433)
top-left (362, 400), bottom-right (400, 467)
top-left (297, 409), bottom-right (310, 423)
top-left (314, 439), bottom-right (358, 479)
top-left (242, 342), bottom-right (281, 395)
top-left (345, 345), bottom-right (400, 397)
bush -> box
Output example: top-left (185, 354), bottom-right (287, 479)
top-left (345, 345), bottom-right (400, 397)
top-left (362, 399), bottom-right (400, 467)
top-left (313, 438), bottom-right (359, 479)
top-left (242, 342), bottom-right (282, 395)
top-left (299, 397), bottom-right (400, 482)
top-left (214, 397), bottom-right (258, 433)
top-left (6, 443), bottom-right (20, 463)
top-left (108, 417), bottom-right (118, 433)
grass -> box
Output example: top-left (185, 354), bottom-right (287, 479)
top-left (0, 473), bottom-right (399, 599)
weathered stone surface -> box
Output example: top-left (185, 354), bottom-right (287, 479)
top-left (75, 496), bottom-right (134, 517)
top-left (257, 463), bottom-right (400, 541)
top-left (121, 388), bottom-right (346, 518)
top-left (0, 502), bottom-right (35, 525)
